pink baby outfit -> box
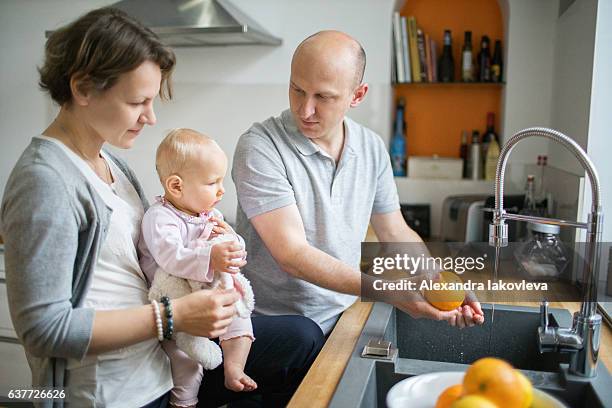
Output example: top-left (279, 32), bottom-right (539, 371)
top-left (138, 197), bottom-right (253, 407)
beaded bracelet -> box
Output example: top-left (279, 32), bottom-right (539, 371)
top-left (151, 300), bottom-right (164, 342)
top-left (160, 296), bottom-right (174, 340)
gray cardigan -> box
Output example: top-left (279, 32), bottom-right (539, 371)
top-left (0, 137), bottom-right (149, 407)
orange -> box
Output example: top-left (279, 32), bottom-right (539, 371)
top-left (435, 383), bottom-right (464, 408)
top-left (515, 370), bottom-right (534, 408)
top-left (451, 395), bottom-right (497, 408)
top-left (424, 271), bottom-right (465, 311)
top-left (463, 357), bottom-right (523, 408)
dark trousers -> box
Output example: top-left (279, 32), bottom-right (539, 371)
top-left (142, 315), bottom-right (325, 408)
top-left (197, 314), bottom-right (325, 407)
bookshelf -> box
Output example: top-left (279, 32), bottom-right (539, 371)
top-left (393, 0), bottom-right (505, 159)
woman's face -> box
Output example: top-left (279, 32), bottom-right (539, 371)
top-left (81, 60), bottom-right (162, 149)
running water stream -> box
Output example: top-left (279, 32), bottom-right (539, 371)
top-left (488, 246), bottom-right (501, 353)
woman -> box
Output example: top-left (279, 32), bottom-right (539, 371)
top-left (1, 7), bottom-right (324, 408)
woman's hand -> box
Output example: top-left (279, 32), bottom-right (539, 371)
top-left (173, 288), bottom-right (241, 338)
top-left (210, 241), bottom-right (247, 273)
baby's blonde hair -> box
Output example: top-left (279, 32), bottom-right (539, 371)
top-left (155, 128), bottom-right (215, 182)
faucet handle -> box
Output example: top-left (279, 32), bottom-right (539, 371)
top-left (540, 300), bottom-right (549, 328)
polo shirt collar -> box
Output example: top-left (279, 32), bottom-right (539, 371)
top-left (281, 109), bottom-right (357, 159)
top-left (282, 110), bottom-right (319, 156)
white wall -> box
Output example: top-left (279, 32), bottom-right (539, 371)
top-left (582, 0), bottom-right (612, 240)
top-left (0, 0), bottom-right (395, 223)
top-left (0, 0), bottom-right (115, 202)
top-left (500, 0), bottom-right (558, 173)
top-left (548, 0), bottom-right (598, 176)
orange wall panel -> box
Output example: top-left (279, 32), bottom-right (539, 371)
top-left (396, 0), bottom-right (504, 158)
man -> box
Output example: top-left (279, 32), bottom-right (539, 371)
top-left (232, 31), bottom-right (484, 335)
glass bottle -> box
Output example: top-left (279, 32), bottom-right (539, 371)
top-left (438, 30), bottom-right (455, 82)
top-left (467, 130), bottom-right (482, 180)
top-left (460, 130), bottom-right (469, 178)
top-left (491, 40), bottom-right (503, 82)
top-left (461, 31), bottom-right (474, 82)
top-left (390, 98), bottom-right (407, 176)
top-left (478, 35), bottom-right (491, 82)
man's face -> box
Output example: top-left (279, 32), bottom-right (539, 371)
top-left (288, 57), bottom-right (357, 142)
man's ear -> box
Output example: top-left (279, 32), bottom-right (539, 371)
top-left (69, 75), bottom-right (92, 107)
top-left (350, 83), bottom-right (369, 108)
top-left (165, 175), bottom-right (183, 198)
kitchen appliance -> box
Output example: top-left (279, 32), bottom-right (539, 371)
top-left (439, 195), bottom-right (488, 242)
top-left (47, 0), bottom-right (282, 47)
top-left (400, 204), bottom-right (430, 238)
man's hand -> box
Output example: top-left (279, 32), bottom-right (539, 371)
top-left (457, 291), bottom-right (485, 328)
top-left (393, 290), bottom-right (485, 328)
top-left (211, 241), bottom-right (247, 273)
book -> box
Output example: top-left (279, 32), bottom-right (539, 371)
top-left (392, 12), bottom-right (405, 83)
top-left (400, 16), bottom-right (411, 83)
top-left (416, 29), bottom-right (427, 82)
top-left (430, 38), bottom-right (438, 82)
top-left (424, 33), bottom-right (432, 82)
top-left (407, 16), bottom-right (421, 83)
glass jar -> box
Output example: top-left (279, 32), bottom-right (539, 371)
top-left (515, 222), bottom-right (569, 278)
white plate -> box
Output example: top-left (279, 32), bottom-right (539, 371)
top-left (386, 371), bottom-right (568, 408)
top-left (386, 371), bottom-right (463, 408)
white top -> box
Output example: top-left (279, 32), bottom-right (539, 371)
top-left (36, 136), bottom-right (172, 407)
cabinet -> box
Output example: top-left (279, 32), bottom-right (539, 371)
top-left (395, 0), bottom-right (505, 159)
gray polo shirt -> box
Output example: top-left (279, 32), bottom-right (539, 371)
top-left (232, 109), bottom-right (399, 334)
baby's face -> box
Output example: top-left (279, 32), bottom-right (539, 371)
top-left (178, 145), bottom-right (228, 216)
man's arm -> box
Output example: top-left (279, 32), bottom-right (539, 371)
top-left (249, 205), bottom-right (476, 324)
top-left (250, 204), bottom-right (362, 295)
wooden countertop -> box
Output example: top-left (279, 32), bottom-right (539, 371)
top-left (288, 300), bottom-right (611, 408)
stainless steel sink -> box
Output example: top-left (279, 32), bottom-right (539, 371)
top-left (329, 303), bottom-right (612, 408)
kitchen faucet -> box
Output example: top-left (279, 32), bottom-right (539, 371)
top-left (488, 127), bottom-right (603, 378)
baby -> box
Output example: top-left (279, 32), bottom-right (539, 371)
top-left (138, 128), bottom-right (256, 408)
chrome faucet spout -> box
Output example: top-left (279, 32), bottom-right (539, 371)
top-left (488, 127), bottom-right (602, 377)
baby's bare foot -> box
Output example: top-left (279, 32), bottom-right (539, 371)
top-left (224, 365), bottom-right (258, 392)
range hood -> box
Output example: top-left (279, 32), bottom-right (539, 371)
top-left (48, 0), bottom-right (282, 47)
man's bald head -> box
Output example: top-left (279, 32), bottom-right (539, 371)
top-left (292, 30), bottom-right (366, 88)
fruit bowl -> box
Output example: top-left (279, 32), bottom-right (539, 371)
top-left (386, 371), bottom-right (568, 408)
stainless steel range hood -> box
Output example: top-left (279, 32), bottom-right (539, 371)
top-left (48, 0), bottom-right (282, 47)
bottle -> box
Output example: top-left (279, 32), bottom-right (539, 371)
top-left (478, 35), bottom-right (491, 82)
top-left (467, 130), bottom-right (482, 180)
top-left (459, 130), bottom-right (469, 178)
top-left (481, 112), bottom-right (498, 167)
top-left (484, 133), bottom-right (500, 181)
top-left (523, 174), bottom-right (537, 214)
top-left (390, 98), bottom-right (407, 176)
top-left (491, 40), bottom-right (503, 82)
top-left (461, 31), bottom-right (474, 82)
top-left (537, 154), bottom-right (548, 200)
top-left (516, 174), bottom-right (538, 239)
top-left (438, 30), bottom-right (454, 82)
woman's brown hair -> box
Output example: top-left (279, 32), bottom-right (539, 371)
top-left (39, 7), bottom-right (176, 105)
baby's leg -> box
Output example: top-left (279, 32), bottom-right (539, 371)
top-left (175, 332), bottom-right (222, 370)
top-left (221, 337), bottom-right (257, 392)
top-left (162, 341), bottom-right (203, 408)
